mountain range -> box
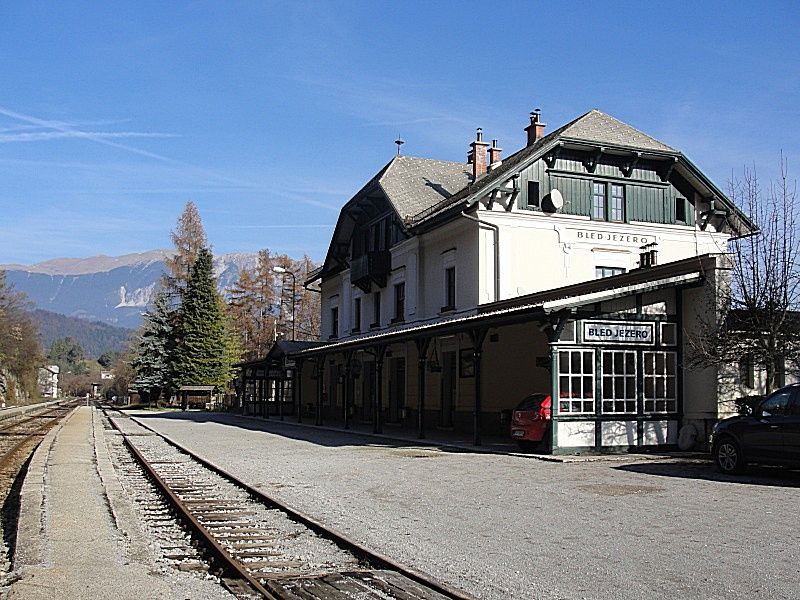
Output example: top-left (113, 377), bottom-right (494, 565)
top-left (2, 250), bottom-right (258, 329)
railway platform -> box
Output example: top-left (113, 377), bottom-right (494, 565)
top-left (6, 405), bottom-right (230, 600)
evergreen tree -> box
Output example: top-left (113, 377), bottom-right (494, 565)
top-left (174, 248), bottom-right (239, 389)
top-left (46, 337), bottom-right (87, 375)
top-left (130, 290), bottom-right (175, 404)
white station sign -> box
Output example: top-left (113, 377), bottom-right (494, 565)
top-left (582, 321), bottom-right (655, 345)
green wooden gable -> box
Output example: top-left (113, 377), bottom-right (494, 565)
top-left (517, 150), bottom-right (696, 227)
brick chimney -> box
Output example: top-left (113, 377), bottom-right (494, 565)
top-left (524, 109), bottom-right (546, 146)
top-left (488, 139), bottom-right (502, 169)
top-left (468, 128), bottom-right (489, 180)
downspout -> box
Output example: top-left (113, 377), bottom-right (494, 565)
top-left (460, 210), bottom-right (500, 302)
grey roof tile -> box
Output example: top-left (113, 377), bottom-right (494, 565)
top-left (378, 156), bottom-right (472, 219)
top-left (560, 109), bottom-right (676, 153)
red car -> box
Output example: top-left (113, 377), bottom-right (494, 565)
top-left (510, 393), bottom-right (552, 450)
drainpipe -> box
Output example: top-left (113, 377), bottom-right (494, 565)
top-left (460, 210), bottom-right (500, 302)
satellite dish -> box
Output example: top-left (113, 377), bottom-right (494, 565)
top-left (543, 188), bottom-right (564, 212)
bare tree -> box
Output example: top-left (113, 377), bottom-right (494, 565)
top-left (163, 200), bottom-right (209, 300)
top-left (227, 251), bottom-right (321, 359)
top-left (688, 155), bottom-right (800, 394)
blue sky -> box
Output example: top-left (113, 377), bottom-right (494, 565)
top-left (1, 1), bottom-right (799, 264)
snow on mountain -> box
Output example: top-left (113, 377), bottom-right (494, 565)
top-left (3, 251), bottom-right (259, 329)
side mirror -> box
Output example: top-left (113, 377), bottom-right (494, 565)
top-left (738, 404), bottom-right (753, 416)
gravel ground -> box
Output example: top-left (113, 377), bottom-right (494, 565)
top-left (132, 410), bottom-right (800, 600)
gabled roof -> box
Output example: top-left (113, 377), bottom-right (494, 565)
top-left (559, 109), bottom-right (676, 153)
top-left (407, 110), bottom-right (755, 237)
top-left (235, 340), bottom-right (324, 367)
top-left (379, 156), bottom-right (471, 219)
top-left (313, 109), bottom-right (756, 284)
top-left (314, 156), bottom-right (470, 282)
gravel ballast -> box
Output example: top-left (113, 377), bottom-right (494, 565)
top-left (6, 406), bottom-right (233, 600)
top-left (132, 410), bottom-right (799, 600)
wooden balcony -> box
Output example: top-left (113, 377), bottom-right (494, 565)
top-left (351, 250), bottom-right (390, 293)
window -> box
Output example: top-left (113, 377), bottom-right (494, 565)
top-left (372, 291), bottom-right (381, 328)
top-left (558, 350), bottom-right (595, 414)
top-left (595, 266), bottom-right (626, 279)
top-left (776, 357), bottom-right (786, 388)
top-left (592, 181), bottom-right (626, 222)
top-left (592, 182), bottom-right (606, 219)
top-left (660, 323), bottom-right (677, 346)
top-left (602, 351), bottom-right (637, 413)
top-left (788, 392), bottom-right (800, 416)
top-left (444, 266), bottom-right (456, 310)
top-left (738, 356), bottom-right (754, 388)
top-left (643, 351), bottom-right (677, 413)
top-left (759, 390), bottom-right (791, 417)
top-left (330, 306), bottom-right (339, 339)
top-left (676, 197), bottom-right (687, 223)
top-left (393, 282), bottom-right (405, 322)
top-left (352, 297), bottom-right (361, 332)
top-left (610, 184), bottom-right (625, 222)
top-left (527, 181), bottom-right (540, 209)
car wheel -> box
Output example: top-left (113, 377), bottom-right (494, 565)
top-left (714, 437), bottom-right (745, 474)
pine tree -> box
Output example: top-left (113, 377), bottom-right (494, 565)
top-left (174, 248), bottom-right (239, 389)
top-left (163, 200), bottom-right (209, 301)
top-left (130, 290), bottom-right (175, 404)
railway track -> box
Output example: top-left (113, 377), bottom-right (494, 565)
top-left (0, 401), bottom-right (78, 468)
top-left (105, 408), bottom-right (475, 600)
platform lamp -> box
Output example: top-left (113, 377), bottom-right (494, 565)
top-left (273, 266), bottom-right (296, 341)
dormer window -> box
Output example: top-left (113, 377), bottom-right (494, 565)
top-left (676, 197), bottom-right (687, 223)
top-left (527, 181), bottom-right (540, 210)
top-left (592, 182), bottom-right (606, 219)
top-left (592, 182), bottom-right (625, 222)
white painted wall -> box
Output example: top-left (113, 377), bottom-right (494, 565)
top-left (478, 207), bottom-right (730, 305)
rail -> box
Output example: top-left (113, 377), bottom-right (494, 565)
top-left (105, 407), bottom-right (475, 600)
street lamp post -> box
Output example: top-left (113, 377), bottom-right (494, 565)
top-left (272, 266), bottom-right (296, 341)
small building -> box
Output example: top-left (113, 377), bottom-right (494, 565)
top-left (179, 385), bottom-right (216, 410)
top-left (100, 370), bottom-right (114, 380)
top-left (38, 365), bottom-right (60, 398)
top-left (237, 340), bottom-right (322, 419)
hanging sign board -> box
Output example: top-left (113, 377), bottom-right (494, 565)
top-left (582, 321), bottom-right (655, 345)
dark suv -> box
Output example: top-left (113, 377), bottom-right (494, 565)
top-left (711, 383), bottom-right (800, 474)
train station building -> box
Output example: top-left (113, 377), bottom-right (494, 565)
top-left (241, 109), bottom-right (756, 453)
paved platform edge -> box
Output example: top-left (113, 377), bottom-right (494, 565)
top-left (91, 408), bottom-right (151, 564)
